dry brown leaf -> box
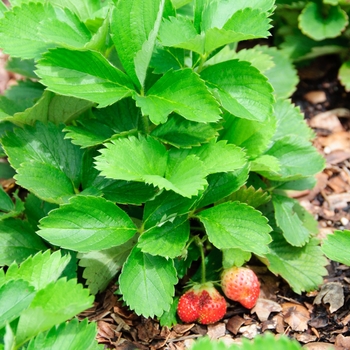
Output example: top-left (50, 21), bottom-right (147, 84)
top-left (335, 334), bottom-right (350, 349)
top-left (314, 282), bottom-right (344, 313)
top-left (226, 315), bottom-right (245, 335)
top-left (304, 91), bottom-right (327, 104)
top-left (282, 302), bottom-right (310, 331)
top-left (207, 322), bottom-right (226, 339)
top-left (251, 298), bottom-right (282, 321)
top-left (303, 342), bottom-right (336, 349)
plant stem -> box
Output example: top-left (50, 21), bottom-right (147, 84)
top-left (194, 236), bottom-right (207, 284)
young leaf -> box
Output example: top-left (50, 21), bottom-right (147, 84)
top-left (225, 186), bottom-right (271, 209)
top-left (15, 278), bottom-right (94, 347)
top-left (265, 232), bottom-right (328, 294)
top-left (321, 230), bottom-right (350, 266)
top-left (222, 248), bottom-right (251, 268)
top-left (261, 135), bottom-right (325, 181)
top-left (201, 60), bottom-right (274, 122)
top-left (151, 114), bottom-right (219, 148)
top-left (197, 201), bottom-right (272, 256)
top-left (299, 2), bottom-right (348, 41)
top-left (78, 239), bottom-right (135, 295)
top-left (138, 216), bottom-right (189, 258)
top-left (36, 48), bottom-right (134, 108)
top-left (0, 3), bottom-right (56, 59)
top-left (119, 247), bottom-right (178, 317)
top-left (4, 250), bottom-right (70, 290)
top-left (110, 0), bottom-right (165, 88)
top-left (273, 194), bottom-right (314, 247)
top-left (38, 196), bottom-right (137, 252)
top-left (0, 218), bottom-right (47, 266)
top-left (26, 318), bottom-right (103, 350)
top-left (134, 68), bottom-right (221, 125)
top-left (0, 280), bottom-right (36, 330)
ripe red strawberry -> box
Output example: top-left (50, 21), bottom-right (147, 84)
top-left (221, 266), bottom-right (260, 309)
top-left (177, 283), bottom-right (227, 325)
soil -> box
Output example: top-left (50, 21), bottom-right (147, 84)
top-left (81, 54), bottom-right (350, 350)
top-left (1, 52), bottom-right (350, 349)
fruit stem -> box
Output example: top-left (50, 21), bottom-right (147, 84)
top-left (194, 236), bottom-right (206, 284)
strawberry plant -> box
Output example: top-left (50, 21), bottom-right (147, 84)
top-left (0, 0), bottom-right (330, 347)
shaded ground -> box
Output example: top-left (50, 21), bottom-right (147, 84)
top-left (79, 55), bottom-right (350, 350)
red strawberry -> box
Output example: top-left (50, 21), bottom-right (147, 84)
top-left (177, 283), bottom-right (227, 325)
top-left (221, 266), bottom-right (260, 309)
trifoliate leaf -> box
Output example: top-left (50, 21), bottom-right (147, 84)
top-left (26, 318), bottom-right (103, 350)
top-left (0, 280), bottom-right (36, 330)
top-left (4, 250), bottom-right (70, 290)
top-left (151, 114), bottom-right (219, 148)
top-left (38, 196), bottom-right (137, 252)
top-left (110, 0), bottom-right (165, 88)
top-left (220, 111), bottom-right (277, 159)
top-left (36, 48), bottom-right (134, 108)
top-left (201, 60), bottom-right (274, 122)
top-left (322, 230), bottom-right (350, 266)
top-left (255, 46), bottom-right (298, 99)
top-left (266, 232), bottom-right (328, 294)
top-left (262, 135), bottom-right (325, 181)
top-left (138, 216), bottom-right (189, 258)
top-left (272, 194), bottom-right (312, 247)
top-left (158, 16), bottom-right (204, 54)
top-left (78, 239), bottom-right (135, 295)
top-left (273, 99), bottom-right (314, 142)
top-left (119, 247), bottom-right (177, 317)
top-left (134, 69), bottom-right (221, 125)
top-left (0, 218), bottom-right (47, 266)
top-left (299, 2), bottom-right (348, 41)
top-left (197, 201), bottom-right (272, 256)
top-left (15, 278), bottom-right (94, 347)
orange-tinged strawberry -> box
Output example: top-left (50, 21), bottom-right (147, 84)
top-left (177, 283), bottom-right (227, 325)
top-left (221, 266), bottom-right (260, 309)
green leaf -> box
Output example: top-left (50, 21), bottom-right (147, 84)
top-left (158, 16), bottom-right (204, 54)
top-left (190, 140), bottom-right (246, 175)
top-left (95, 135), bottom-right (207, 197)
top-left (143, 190), bottom-right (196, 228)
top-left (197, 201), bottom-right (272, 256)
top-left (196, 164), bottom-right (249, 208)
top-left (339, 60), bottom-right (350, 91)
top-left (266, 232), bottom-right (328, 294)
top-left (134, 69), bottom-right (221, 125)
top-left (0, 186), bottom-right (15, 212)
top-left (299, 2), bottom-right (348, 41)
top-left (151, 114), bottom-right (219, 148)
top-left (6, 56), bottom-right (36, 77)
top-left (322, 230), bottom-right (350, 265)
top-left (0, 280), bottom-right (36, 330)
top-left (261, 135), bottom-right (325, 181)
top-left (119, 247), bottom-right (177, 317)
top-left (272, 194), bottom-right (312, 247)
top-left (273, 99), bottom-right (314, 142)
top-left (78, 239), bottom-right (135, 295)
top-left (36, 48), bottom-right (134, 108)
top-left (0, 218), bottom-right (47, 266)
top-left (255, 46), bottom-right (298, 99)
top-left (204, 8), bottom-right (272, 53)
top-left (201, 60), bottom-right (274, 122)
top-left (0, 3), bottom-right (56, 59)
top-left (138, 216), bottom-right (189, 258)
top-left (159, 297), bottom-right (179, 327)
top-left (38, 196), bottom-right (137, 252)
top-left (26, 318), bottom-right (103, 350)
top-left (15, 278), bottom-right (93, 347)
top-left (219, 111), bottom-right (276, 159)
top-left (64, 98), bottom-right (139, 148)
top-left (4, 250), bottom-right (70, 290)
top-left (222, 248), bottom-right (251, 268)
top-left (250, 154), bottom-right (281, 174)
top-left (1, 122), bottom-right (84, 203)
top-left (150, 46), bottom-right (184, 74)
top-left (111, 0), bottom-right (165, 88)
top-left (225, 186), bottom-right (271, 209)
